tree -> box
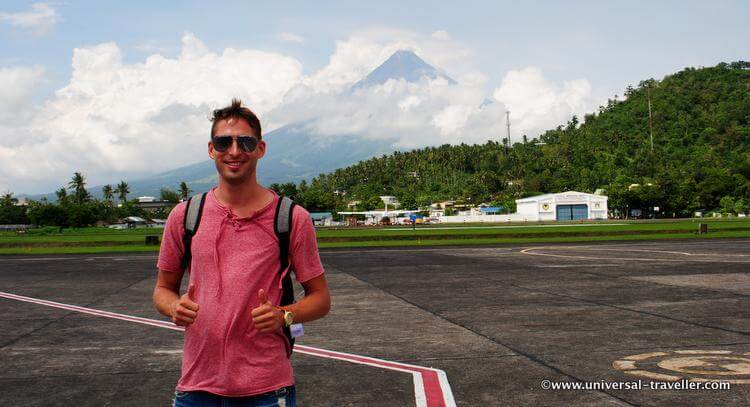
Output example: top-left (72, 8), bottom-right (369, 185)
top-left (55, 187), bottom-right (68, 205)
top-left (179, 182), bottom-right (192, 201)
top-left (68, 172), bottom-right (90, 204)
top-left (160, 187), bottom-right (180, 203)
top-left (102, 185), bottom-right (114, 205)
top-left (0, 192), bottom-right (29, 224)
top-left (115, 181), bottom-right (130, 203)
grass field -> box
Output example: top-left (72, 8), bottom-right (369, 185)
top-left (0, 218), bottom-right (748, 254)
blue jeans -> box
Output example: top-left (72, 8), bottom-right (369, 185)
top-left (172, 386), bottom-right (296, 407)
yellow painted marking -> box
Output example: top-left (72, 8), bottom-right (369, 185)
top-left (624, 352), bottom-right (668, 361)
top-left (658, 356), bottom-right (750, 376)
top-left (674, 350), bottom-right (732, 355)
top-left (612, 360), bottom-right (637, 370)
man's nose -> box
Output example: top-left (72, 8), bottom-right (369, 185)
top-left (227, 138), bottom-right (242, 155)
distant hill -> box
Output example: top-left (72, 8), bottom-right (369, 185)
top-left (290, 61), bottom-right (750, 215)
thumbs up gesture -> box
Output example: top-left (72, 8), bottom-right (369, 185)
top-left (251, 289), bottom-right (283, 333)
top-left (171, 283), bottom-right (199, 327)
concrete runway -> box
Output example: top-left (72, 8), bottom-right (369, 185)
top-left (2, 239), bottom-right (750, 406)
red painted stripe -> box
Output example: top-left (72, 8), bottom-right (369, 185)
top-left (0, 291), bottom-right (453, 406)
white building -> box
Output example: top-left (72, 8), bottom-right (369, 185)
top-left (437, 191), bottom-right (608, 223)
top-left (515, 191), bottom-right (608, 221)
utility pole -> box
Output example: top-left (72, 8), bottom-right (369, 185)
top-left (647, 86), bottom-right (654, 153)
top-left (505, 110), bottom-right (511, 151)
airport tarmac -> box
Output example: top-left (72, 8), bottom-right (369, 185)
top-left (2, 238), bottom-right (750, 406)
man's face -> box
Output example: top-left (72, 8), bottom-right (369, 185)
top-left (208, 117), bottom-right (266, 185)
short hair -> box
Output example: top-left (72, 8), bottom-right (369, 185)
top-left (210, 98), bottom-right (262, 139)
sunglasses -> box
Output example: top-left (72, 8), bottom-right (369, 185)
top-left (211, 135), bottom-right (259, 153)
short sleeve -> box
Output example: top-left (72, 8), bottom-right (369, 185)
top-left (157, 201), bottom-right (187, 273)
top-left (289, 206), bottom-right (325, 283)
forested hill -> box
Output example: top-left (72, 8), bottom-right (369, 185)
top-left (274, 61), bottom-right (750, 216)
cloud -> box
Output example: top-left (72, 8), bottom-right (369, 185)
top-left (0, 3), bottom-right (58, 36)
top-left (492, 66), bottom-right (596, 138)
top-left (0, 28), bottom-right (599, 194)
top-left (0, 65), bottom-right (45, 115)
top-left (0, 33), bottom-right (303, 194)
top-left (279, 32), bottom-right (305, 43)
top-left (431, 30), bottom-right (451, 41)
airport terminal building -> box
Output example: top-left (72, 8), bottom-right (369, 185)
top-left (439, 190), bottom-right (608, 223)
top-left (515, 191), bottom-right (608, 221)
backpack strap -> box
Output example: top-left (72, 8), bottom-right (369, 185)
top-left (181, 192), bottom-right (207, 272)
top-left (274, 195), bottom-right (297, 353)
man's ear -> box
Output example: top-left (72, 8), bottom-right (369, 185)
top-left (208, 140), bottom-right (215, 159)
top-left (255, 140), bottom-right (266, 159)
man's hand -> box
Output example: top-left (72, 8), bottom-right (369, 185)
top-left (251, 289), bottom-right (283, 333)
top-left (170, 283), bottom-right (199, 326)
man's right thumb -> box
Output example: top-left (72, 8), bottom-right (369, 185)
top-left (187, 283), bottom-right (196, 300)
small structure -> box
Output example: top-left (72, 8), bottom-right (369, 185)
top-left (124, 216), bottom-right (149, 228)
top-left (515, 191), bottom-right (608, 221)
top-left (310, 212), bottom-right (333, 227)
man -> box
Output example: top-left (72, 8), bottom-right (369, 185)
top-left (153, 99), bottom-right (331, 406)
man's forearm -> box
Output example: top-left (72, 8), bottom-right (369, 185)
top-left (153, 287), bottom-right (180, 318)
top-left (280, 289), bottom-right (330, 324)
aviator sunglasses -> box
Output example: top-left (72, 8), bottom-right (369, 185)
top-left (211, 135), bottom-right (259, 153)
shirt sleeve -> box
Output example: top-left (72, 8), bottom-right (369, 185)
top-left (157, 201), bottom-right (187, 273)
top-left (289, 206), bottom-right (325, 283)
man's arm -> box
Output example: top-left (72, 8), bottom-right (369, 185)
top-left (252, 274), bottom-right (330, 333)
top-left (153, 268), bottom-right (199, 326)
top-left (281, 274), bottom-right (330, 323)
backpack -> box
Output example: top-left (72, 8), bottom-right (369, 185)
top-left (179, 192), bottom-right (298, 352)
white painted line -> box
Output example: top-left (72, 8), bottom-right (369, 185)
top-left (381, 223), bottom-right (627, 231)
top-left (520, 247), bottom-right (750, 263)
top-left (0, 291), bottom-right (455, 407)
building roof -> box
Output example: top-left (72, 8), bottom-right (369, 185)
top-left (310, 212), bottom-right (333, 220)
top-left (515, 190), bottom-right (608, 203)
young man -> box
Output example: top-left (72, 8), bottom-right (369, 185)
top-left (153, 99), bottom-right (331, 407)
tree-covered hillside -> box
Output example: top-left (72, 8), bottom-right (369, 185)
top-left (275, 61), bottom-right (750, 217)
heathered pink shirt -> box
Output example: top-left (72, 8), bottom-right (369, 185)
top-left (157, 187), bottom-right (325, 396)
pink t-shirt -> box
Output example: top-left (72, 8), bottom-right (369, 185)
top-left (157, 187), bottom-right (325, 396)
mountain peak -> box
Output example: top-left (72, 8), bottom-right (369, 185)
top-left (351, 49), bottom-right (456, 89)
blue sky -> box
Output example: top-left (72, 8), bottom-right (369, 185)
top-left (1, 1), bottom-right (748, 194)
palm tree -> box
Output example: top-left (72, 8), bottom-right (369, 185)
top-left (102, 185), bottom-right (114, 205)
top-left (55, 187), bottom-right (68, 204)
top-left (115, 181), bottom-right (130, 204)
top-left (179, 182), bottom-right (192, 201)
top-left (67, 172), bottom-right (89, 204)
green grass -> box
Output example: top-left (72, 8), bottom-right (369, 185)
top-left (0, 218), bottom-right (748, 255)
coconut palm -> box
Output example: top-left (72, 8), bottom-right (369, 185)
top-left (55, 187), bottom-right (68, 204)
top-left (102, 185), bottom-right (114, 205)
top-left (179, 181), bottom-right (192, 201)
top-left (115, 181), bottom-right (130, 204)
top-left (67, 172), bottom-right (89, 204)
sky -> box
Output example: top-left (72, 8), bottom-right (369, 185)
top-left (1, 1), bottom-right (748, 194)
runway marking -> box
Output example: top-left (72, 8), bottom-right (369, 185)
top-left (520, 247), bottom-right (750, 263)
top-left (614, 350), bottom-right (750, 384)
top-left (0, 291), bottom-right (455, 407)
top-left (381, 223), bottom-right (626, 231)
top-left (0, 255), bottom-right (158, 262)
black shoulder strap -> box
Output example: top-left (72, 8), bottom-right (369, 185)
top-left (274, 195), bottom-right (297, 353)
top-left (181, 192), bottom-right (207, 272)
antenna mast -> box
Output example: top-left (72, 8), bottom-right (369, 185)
top-left (505, 110), bottom-right (511, 150)
top-left (647, 86), bottom-right (654, 153)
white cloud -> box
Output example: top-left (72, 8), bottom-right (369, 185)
top-left (492, 66), bottom-right (596, 139)
top-left (0, 33), bottom-right (303, 194)
top-left (279, 32), bottom-right (305, 43)
top-left (0, 65), bottom-right (45, 114)
top-left (431, 30), bottom-right (451, 41)
top-left (0, 3), bottom-right (58, 36)
top-left (301, 27), bottom-right (471, 93)
top-left (0, 28), bottom-right (600, 195)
